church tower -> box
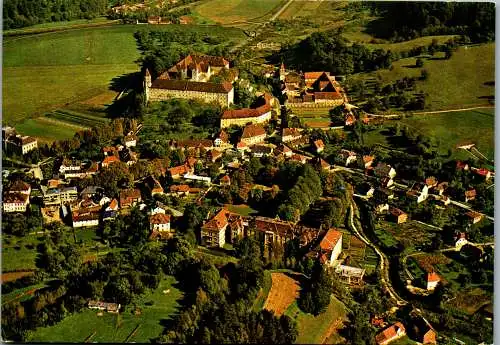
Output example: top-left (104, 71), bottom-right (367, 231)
top-left (279, 62), bottom-right (286, 81)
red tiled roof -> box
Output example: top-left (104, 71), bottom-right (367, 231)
top-left (304, 72), bottom-right (329, 80)
top-left (242, 124), bottom-right (266, 139)
top-left (221, 175), bottom-right (231, 183)
top-left (319, 228), bottom-right (342, 252)
top-left (465, 189), bottom-right (476, 198)
top-left (315, 91), bottom-right (343, 100)
top-left (427, 272), bottom-right (441, 283)
top-left (177, 139), bottom-right (213, 149)
top-left (476, 168), bottom-right (491, 176)
top-left (150, 213), bottom-right (171, 224)
top-left (254, 217), bottom-right (293, 237)
top-left (375, 322), bottom-right (406, 345)
top-left (108, 199), bottom-right (118, 210)
top-left (222, 104), bottom-right (271, 119)
top-left (465, 211), bottom-right (483, 219)
top-left (202, 208), bottom-right (238, 232)
top-left (390, 208), bottom-right (406, 217)
top-left (314, 139), bottom-right (325, 149)
top-left (283, 128), bottom-right (301, 138)
top-left (169, 164), bottom-right (189, 176)
top-left (102, 155), bottom-right (120, 165)
top-left (170, 184), bottom-right (190, 192)
top-left (425, 176), bottom-right (438, 186)
top-left (119, 188), bottom-right (141, 206)
top-left (363, 155), bottom-right (374, 163)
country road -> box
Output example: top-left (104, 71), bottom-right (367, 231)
top-left (348, 200), bottom-right (408, 306)
top-left (270, 0), bottom-right (294, 21)
top-left (364, 104), bottom-right (495, 119)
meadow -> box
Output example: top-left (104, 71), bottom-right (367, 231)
top-left (192, 0), bottom-right (286, 25)
top-left (32, 276), bottom-right (183, 343)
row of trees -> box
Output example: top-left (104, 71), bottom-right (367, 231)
top-left (4, 0), bottom-right (108, 29)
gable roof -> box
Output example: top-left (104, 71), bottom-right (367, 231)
top-left (150, 213), bottom-right (171, 224)
top-left (282, 128), bottom-right (302, 138)
top-left (314, 139), bottom-right (325, 149)
top-left (427, 272), bottom-right (441, 283)
top-left (319, 228), bottom-right (342, 252)
top-left (151, 79), bottom-right (233, 93)
top-left (242, 124), bottom-right (266, 139)
top-left (9, 180), bottom-right (30, 192)
top-left (375, 322), bottom-right (406, 345)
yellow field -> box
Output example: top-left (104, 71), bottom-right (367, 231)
top-left (193, 0), bottom-right (285, 24)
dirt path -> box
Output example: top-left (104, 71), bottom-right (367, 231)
top-left (321, 318), bottom-right (343, 344)
top-left (365, 104), bottom-right (494, 118)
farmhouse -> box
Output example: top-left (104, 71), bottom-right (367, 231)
top-left (214, 130), bottom-right (231, 149)
top-left (72, 209), bottom-right (100, 228)
top-left (313, 139), bottom-right (325, 153)
top-left (465, 210), bottom-right (483, 224)
top-left (412, 317), bottom-right (437, 344)
top-left (389, 207), bottom-right (408, 224)
top-left (363, 155), bottom-right (375, 168)
top-left (464, 189), bottom-right (476, 202)
top-left (144, 54), bottom-right (235, 107)
top-left (406, 182), bottom-right (429, 203)
top-left (375, 322), bottom-right (406, 345)
top-left (149, 213), bottom-right (171, 232)
top-left (220, 93), bottom-right (273, 128)
top-left (169, 184), bottom-right (190, 196)
top-left (318, 228), bottom-right (343, 266)
top-left (3, 192), bottom-right (29, 213)
top-left (119, 188), bottom-right (142, 208)
top-left (426, 272), bottom-right (441, 291)
top-left (335, 265), bottom-right (365, 285)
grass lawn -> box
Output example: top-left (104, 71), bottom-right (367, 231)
top-left (32, 276), bottom-right (182, 343)
top-left (14, 117), bottom-right (86, 143)
top-left (285, 296), bottom-right (347, 344)
top-left (363, 108), bottom-right (494, 160)
top-left (252, 270), bottom-right (272, 312)
top-left (4, 17), bottom-right (116, 35)
top-left (225, 204), bottom-right (258, 216)
top-left (192, 0), bottom-right (286, 25)
top-left (355, 43), bottom-right (494, 110)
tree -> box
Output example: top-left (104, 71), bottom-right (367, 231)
top-left (298, 261), bottom-right (332, 315)
top-left (105, 277), bottom-right (132, 305)
top-left (415, 58), bottom-right (424, 67)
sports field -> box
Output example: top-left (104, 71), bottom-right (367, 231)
top-left (32, 276), bottom-right (182, 343)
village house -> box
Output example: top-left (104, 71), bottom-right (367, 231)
top-left (424, 176), bottom-right (438, 189)
top-left (241, 124), bottom-right (267, 145)
top-left (150, 213), bottom-right (171, 232)
top-left (455, 232), bottom-right (468, 250)
top-left (5, 134), bottom-right (38, 155)
top-left (339, 149), bottom-right (357, 166)
top-left (289, 153), bottom-right (311, 164)
top-left (412, 317), bottom-right (437, 344)
top-left (41, 186), bottom-right (78, 206)
top-left (220, 93), bottom-right (273, 128)
top-left (335, 265), bottom-right (365, 285)
top-left (72, 208), bottom-right (100, 228)
top-left (207, 149), bottom-right (223, 162)
top-left (124, 134), bottom-right (138, 147)
top-left (3, 192), bottom-right (30, 213)
top-left (101, 154), bottom-right (120, 168)
top-left (363, 155), bottom-right (375, 169)
top-left (464, 189), bottom-right (476, 202)
top-left (88, 300), bottom-right (121, 313)
top-left (169, 184), bottom-right (190, 196)
top-left (318, 228), bottom-right (343, 266)
top-left (380, 177), bottom-right (394, 189)
top-left (465, 210), bottom-right (483, 224)
top-left (281, 128), bottom-right (302, 143)
top-left (275, 144), bottom-right (293, 158)
top-left (213, 130), bottom-right (231, 149)
top-left (375, 322), bottom-right (406, 345)
top-left (250, 145), bottom-right (273, 158)
top-left (472, 167), bottom-right (492, 180)
top-left (426, 271), bottom-right (441, 291)
top-left (389, 207), bottom-right (408, 224)
top-left (168, 164), bottom-right (193, 180)
top-left (313, 139), bottom-right (325, 153)
top-left (374, 163), bottom-right (396, 179)
top-left (406, 182), bottom-right (429, 203)
top-left (144, 54), bottom-right (235, 107)
top-left (119, 188), bottom-right (142, 208)
top-left (201, 208), bottom-right (244, 247)
top-left (220, 175), bottom-right (231, 186)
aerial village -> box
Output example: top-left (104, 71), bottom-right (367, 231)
top-left (2, 50), bottom-right (494, 344)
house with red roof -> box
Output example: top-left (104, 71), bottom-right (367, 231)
top-left (221, 175), bottom-right (231, 186)
top-left (169, 184), bottom-right (190, 196)
top-left (201, 208), bottom-right (244, 247)
top-left (241, 124), bottom-right (267, 145)
top-left (150, 213), bottom-right (171, 232)
top-left (119, 188), bottom-right (142, 208)
top-left (220, 93), bottom-right (273, 128)
top-left (465, 210), bottom-right (483, 224)
top-left (390, 207), bottom-right (408, 224)
top-left (426, 272), bottom-right (441, 291)
top-left (375, 322), bottom-right (406, 345)
top-left (282, 128), bottom-right (302, 143)
top-left (464, 189), bottom-right (476, 202)
top-left (102, 155), bottom-right (120, 168)
top-left (424, 176), bottom-right (438, 189)
top-left (363, 155), bottom-right (375, 169)
top-left (319, 228), bottom-right (343, 266)
top-left (313, 139), bottom-right (325, 153)
top-left (473, 167), bottom-right (492, 180)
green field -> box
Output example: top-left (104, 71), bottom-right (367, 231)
top-left (364, 108), bottom-right (494, 160)
top-left (284, 296), bottom-right (347, 344)
top-left (192, 0), bottom-right (285, 25)
top-left (356, 43), bottom-right (495, 110)
top-left (4, 17), bottom-right (116, 35)
top-left (32, 276), bottom-right (182, 343)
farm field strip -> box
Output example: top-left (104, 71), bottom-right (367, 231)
top-left (263, 272), bottom-right (300, 316)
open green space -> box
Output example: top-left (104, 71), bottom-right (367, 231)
top-left (32, 276), bottom-right (182, 343)
top-left (284, 296), bottom-right (347, 344)
top-left (363, 108), bottom-right (494, 160)
top-left (355, 43), bottom-right (495, 110)
top-left (225, 204), bottom-right (258, 216)
top-left (252, 270), bottom-right (272, 312)
top-left (192, 0), bottom-right (285, 25)
top-left (4, 17), bottom-right (117, 36)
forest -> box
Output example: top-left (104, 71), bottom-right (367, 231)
top-left (366, 1), bottom-right (495, 42)
top-left (275, 30), bottom-right (394, 75)
top-left (3, 0), bottom-right (108, 29)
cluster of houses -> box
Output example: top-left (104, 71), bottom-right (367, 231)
top-left (374, 315), bottom-right (437, 345)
